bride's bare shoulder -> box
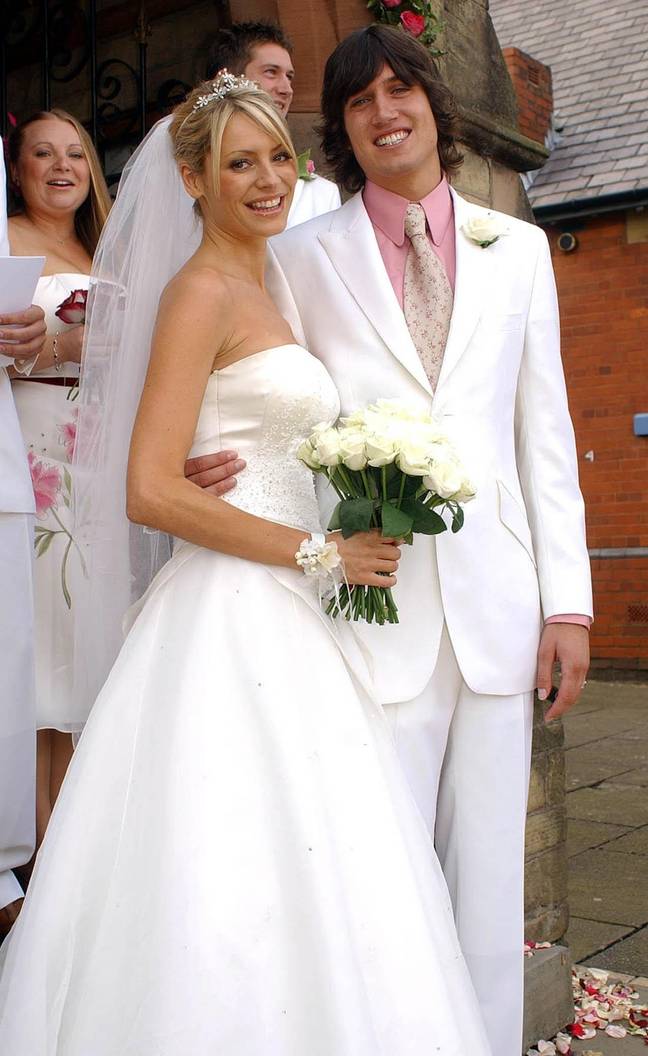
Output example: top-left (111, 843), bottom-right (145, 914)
top-left (163, 262), bottom-right (230, 310)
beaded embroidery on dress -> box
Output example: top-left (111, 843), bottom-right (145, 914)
top-left (0, 344), bottom-right (491, 1056)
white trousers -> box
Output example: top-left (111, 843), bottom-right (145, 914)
top-left (0, 513), bottom-right (36, 910)
top-left (385, 625), bottom-right (534, 1056)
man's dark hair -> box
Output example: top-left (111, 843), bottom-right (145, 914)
top-left (205, 21), bottom-right (293, 80)
top-left (320, 25), bottom-right (463, 194)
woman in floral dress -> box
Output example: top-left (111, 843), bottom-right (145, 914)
top-left (7, 109), bottom-right (110, 848)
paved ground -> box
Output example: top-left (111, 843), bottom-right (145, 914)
top-left (563, 681), bottom-right (648, 973)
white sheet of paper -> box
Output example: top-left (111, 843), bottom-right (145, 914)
top-left (0, 255), bottom-right (45, 367)
top-left (0, 255), bottom-right (46, 314)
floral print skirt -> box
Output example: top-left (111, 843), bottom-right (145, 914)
top-left (12, 380), bottom-right (86, 732)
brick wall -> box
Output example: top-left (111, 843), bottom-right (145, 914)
top-left (502, 46), bottom-right (553, 144)
top-left (543, 213), bottom-right (648, 671)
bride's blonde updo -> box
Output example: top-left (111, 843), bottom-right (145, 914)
top-left (169, 73), bottom-right (297, 200)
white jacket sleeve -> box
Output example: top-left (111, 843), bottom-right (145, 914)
top-left (514, 228), bottom-right (593, 619)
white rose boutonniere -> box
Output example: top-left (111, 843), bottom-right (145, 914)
top-left (462, 212), bottom-right (509, 249)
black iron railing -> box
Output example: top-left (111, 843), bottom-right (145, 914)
top-left (1, 0), bottom-right (195, 170)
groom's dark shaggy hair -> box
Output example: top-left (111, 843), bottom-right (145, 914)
top-left (320, 25), bottom-right (464, 194)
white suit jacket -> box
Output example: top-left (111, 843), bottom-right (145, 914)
top-left (0, 154), bottom-right (35, 515)
top-left (287, 174), bottom-right (341, 228)
top-left (268, 188), bottom-right (593, 701)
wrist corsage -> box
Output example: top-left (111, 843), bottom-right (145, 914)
top-left (295, 532), bottom-right (341, 578)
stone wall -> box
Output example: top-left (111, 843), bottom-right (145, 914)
top-left (525, 704), bottom-right (569, 940)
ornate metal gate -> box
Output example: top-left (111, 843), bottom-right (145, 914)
top-left (1, 1), bottom-right (223, 179)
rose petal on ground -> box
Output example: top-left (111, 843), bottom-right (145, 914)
top-left (605, 1024), bottom-right (627, 1038)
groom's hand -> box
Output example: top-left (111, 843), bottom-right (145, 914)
top-left (184, 450), bottom-right (246, 496)
top-left (536, 623), bottom-right (590, 722)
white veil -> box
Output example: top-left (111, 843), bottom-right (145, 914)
top-left (71, 116), bottom-right (202, 716)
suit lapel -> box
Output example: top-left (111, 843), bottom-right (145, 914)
top-left (436, 189), bottom-right (499, 392)
top-left (318, 194), bottom-right (433, 395)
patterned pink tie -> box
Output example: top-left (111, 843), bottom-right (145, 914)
top-left (403, 202), bottom-right (453, 392)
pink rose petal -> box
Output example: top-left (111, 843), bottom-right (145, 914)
top-left (605, 1023), bottom-right (627, 1038)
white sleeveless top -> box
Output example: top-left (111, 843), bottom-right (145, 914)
top-left (32, 272), bottom-right (90, 379)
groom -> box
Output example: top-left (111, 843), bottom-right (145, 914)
top-left (186, 25), bottom-right (592, 1055)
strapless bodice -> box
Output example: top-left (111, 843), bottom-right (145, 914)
top-left (32, 272), bottom-right (89, 379)
top-left (188, 344), bottom-right (339, 532)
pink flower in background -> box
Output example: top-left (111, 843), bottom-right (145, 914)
top-left (57, 416), bottom-right (77, 461)
top-left (55, 289), bottom-right (87, 325)
top-left (27, 452), bottom-right (61, 516)
top-left (400, 10), bottom-right (425, 35)
top-left (306, 159), bottom-right (316, 175)
top-left (382, 0), bottom-right (401, 8)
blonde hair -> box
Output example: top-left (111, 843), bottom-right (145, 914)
top-left (9, 108), bottom-right (111, 256)
top-left (169, 78), bottom-right (296, 204)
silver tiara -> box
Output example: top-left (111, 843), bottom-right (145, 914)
top-left (192, 69), bottom-right (258, 111)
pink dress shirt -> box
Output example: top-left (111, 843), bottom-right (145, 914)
top-left (362, 177), bottom-right (590, 631)
top-left (363, 177), bottom-right (456, 306)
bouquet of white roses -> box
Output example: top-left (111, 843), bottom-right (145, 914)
top-left (298, 399), bottom-right (475, 624)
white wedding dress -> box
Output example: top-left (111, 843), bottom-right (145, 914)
top-left (0, 344), bottom-right (490, 1055)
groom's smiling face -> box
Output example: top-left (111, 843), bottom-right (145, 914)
top-left (343, 64), bottom-right (441, 195)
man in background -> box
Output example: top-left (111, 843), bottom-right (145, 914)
top-left (205, 21), bottom-right (341, 225)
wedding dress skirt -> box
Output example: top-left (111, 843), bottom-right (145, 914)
top-left (0, 346), bottom-right (490, 1054)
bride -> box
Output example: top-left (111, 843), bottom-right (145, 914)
top-left (0, 75), bottom-right (491, 1054)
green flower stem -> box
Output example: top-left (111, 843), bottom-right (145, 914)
top-left (381, 466), bottom-right (388, 502)
top-left (51, 507), bottom-right (88, 577)
top-left (60, 536), bottom-right (73, 610)
top-left (336, 465), bottom-right (361, 498)
top-left (397, 473), bottom-right (406, 507)
top-left (384, 587), bottom-right (399, 624)
top-left (326, 469), bottom-right (347, 501)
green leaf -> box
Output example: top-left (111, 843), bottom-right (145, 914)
top-left (35, 531), bottom-right (56, 557)
top-left (63, 467), bottom-right (72, 496)
top-left (401, 497), bottom-right (447, 535)
top-left (451, 505), bottom-right (465, 533)
top-left (338, 497), bottom-right (375, 538)
top-left (380, 500), bottom-right (414, 538)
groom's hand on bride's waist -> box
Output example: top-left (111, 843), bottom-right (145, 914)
top-left (184, 450), bottom-right (246, 497)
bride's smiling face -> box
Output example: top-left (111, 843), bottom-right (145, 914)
top-left (195, 112), bottom-right (296, 238)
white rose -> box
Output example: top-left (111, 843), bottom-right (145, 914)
top-left (453, 472), bottom-right (477, 503)
top-left (396, 442), bottom-right (432, 477)
top-left (338, 428), bottom-right (368, 471)
top-left (365, 430), bottom-right (397, 466)
top-left (341, 407), bottom-right (368, 428)
top-left (297, 438), bottom-right (321, 470)
top-left (423, 462), bottom-right (463, 499)
top-left (462, 212), bottom-right (508, 247)
top-left (312, 427), bottom-right (342, 466)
